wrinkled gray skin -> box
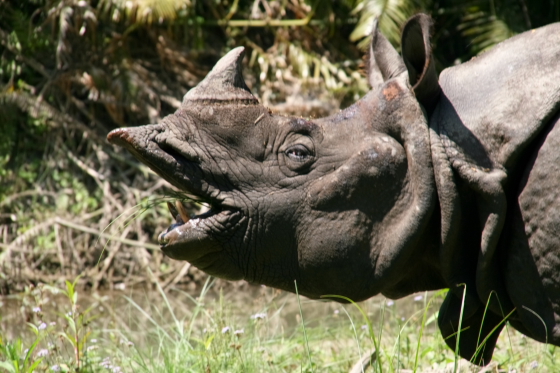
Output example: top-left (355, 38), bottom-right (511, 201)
top-left (108, 14), bottom-right (560, 365)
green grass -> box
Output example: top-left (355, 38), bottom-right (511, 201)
top-left (1, 277), bottom-right (559, 372)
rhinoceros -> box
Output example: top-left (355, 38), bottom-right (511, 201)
top-left (107, 14), bottom-right (560, 365)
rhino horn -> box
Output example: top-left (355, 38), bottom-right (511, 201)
top-left (183, 47), bottom-right (259, 105)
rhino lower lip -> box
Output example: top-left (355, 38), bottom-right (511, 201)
top-left (157, 203), bottom-right (241, 251)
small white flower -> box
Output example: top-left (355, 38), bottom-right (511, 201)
top-left (38, 322), bottom-right (47, 330)
top-left (49, 322), bottom-right (57, 327)
top-left (36, 348), bottom-right (49, 357)
top-left (87, 345), bottom-right (98, 352)
top-left (91, 339), bottom-right (98, 343)
top-left (530, 361), bottom-right (538, 369)
top-left (250, 312), bottom-right (267, 320)
top-left (48, 342), bottom-right (55, 349)
top-left (51, 365), bottom-right (61, 372)
top-left (413, 295), bottom-right (423, 302)
top-left (100, 358), bottom-right (112, 368)
top-left (333, 309), bottom-right (340, 315)
top-left (221, 326), bottom-right (231, 334)
top-left (361, 324), bottom-right (368, 330)
top-left (119, 338), bottom-right (133, 346)
top-left (32, 307), bottom-right (42, 313)
top-left (386, 300), bottom-right (395, 306)
top-left (112, 366), bottom-right (122, 373)
top-left (234, 329), bottom-right (244, 336)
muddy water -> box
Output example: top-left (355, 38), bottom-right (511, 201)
top-left (0, 280), bottom-right (441, 348)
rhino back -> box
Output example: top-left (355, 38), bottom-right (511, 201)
top-left (435, 22), bottom-right (560, 172)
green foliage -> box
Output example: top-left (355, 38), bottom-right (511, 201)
top-left (457, 0), bottom-right (560, 55)
top-left (351, 0), bottom-right (429, 48)
top-left (0, 279), bottom-right (102, 373)
top-left (99, 0), bottom-right (195, 25)
top-left (2, 282), bottom-right (558, 372)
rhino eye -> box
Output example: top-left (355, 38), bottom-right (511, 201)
top-left (285, 145), bottom-right (312, 162)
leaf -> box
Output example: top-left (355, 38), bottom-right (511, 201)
top-left (204, 334), bottom-right (215, 350)
top-left (28, 358), bottom-right (43, 372)
top-left (23, 337), bottom-right (42, 372)
top-left (426, 311), bottom-right (438, 326)
top-left (60, 332), bottom-right (78, 348)
top-left (0, 361), bottom-right (17, 373)
top-left (350, 0), bottom-right (427, 49)
top-left (459, 11), bottom-right (515, 55)
top-left (99, 0), bottom-right (193, 25)
top-left (26, 323), bottom-right (39, 337)
top-left (65, 280), bottom-right (74, 303)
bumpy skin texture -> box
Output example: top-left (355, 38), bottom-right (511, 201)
top-left (431, 24), bottom-right (560, 364)
top-left (107, 15), bottom-right (560, 365)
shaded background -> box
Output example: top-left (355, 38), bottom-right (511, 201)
top-left (1, 0), bottom-right (559, 293)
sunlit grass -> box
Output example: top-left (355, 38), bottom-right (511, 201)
top-left (1, 277), bottom-right (559, 372)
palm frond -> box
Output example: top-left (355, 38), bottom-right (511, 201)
top-left (99, 0), bottom-right (194, 25)
top-left (350, 0), bottom-right (426, 49)
top-left (459, 9), bottom-right (515, 55)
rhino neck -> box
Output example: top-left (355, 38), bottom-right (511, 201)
top-left (378, 208), bottom-right (446, 299)
top-left (428, 100), bottom-right (518, 367)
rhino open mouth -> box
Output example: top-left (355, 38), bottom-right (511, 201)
top-left (157, 201), bottom-right (242, 259)
top-left (107, 127), bottom-right (243, 260)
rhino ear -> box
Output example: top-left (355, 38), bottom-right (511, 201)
top-left (401, 14), bottom-right (440, 113)
top-left (367, 19), bottom-right (407, 90)
top-left (183, 47), bottom-right (259, 105)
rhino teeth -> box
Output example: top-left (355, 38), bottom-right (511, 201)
top-left (175, 200), bottom-right (191, 223)
top-left (167, 202), bottom-right (179, 218)
top-left (166, 201), bottom-right (191, 224)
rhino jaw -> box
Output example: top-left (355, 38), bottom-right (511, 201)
top-left (157, 207), bottom-right (243, 261)
top-left (107, 125), bottom-right (246, 279)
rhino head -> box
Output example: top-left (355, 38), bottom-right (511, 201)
top-left (107, 15), bottom-right (442, 301)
